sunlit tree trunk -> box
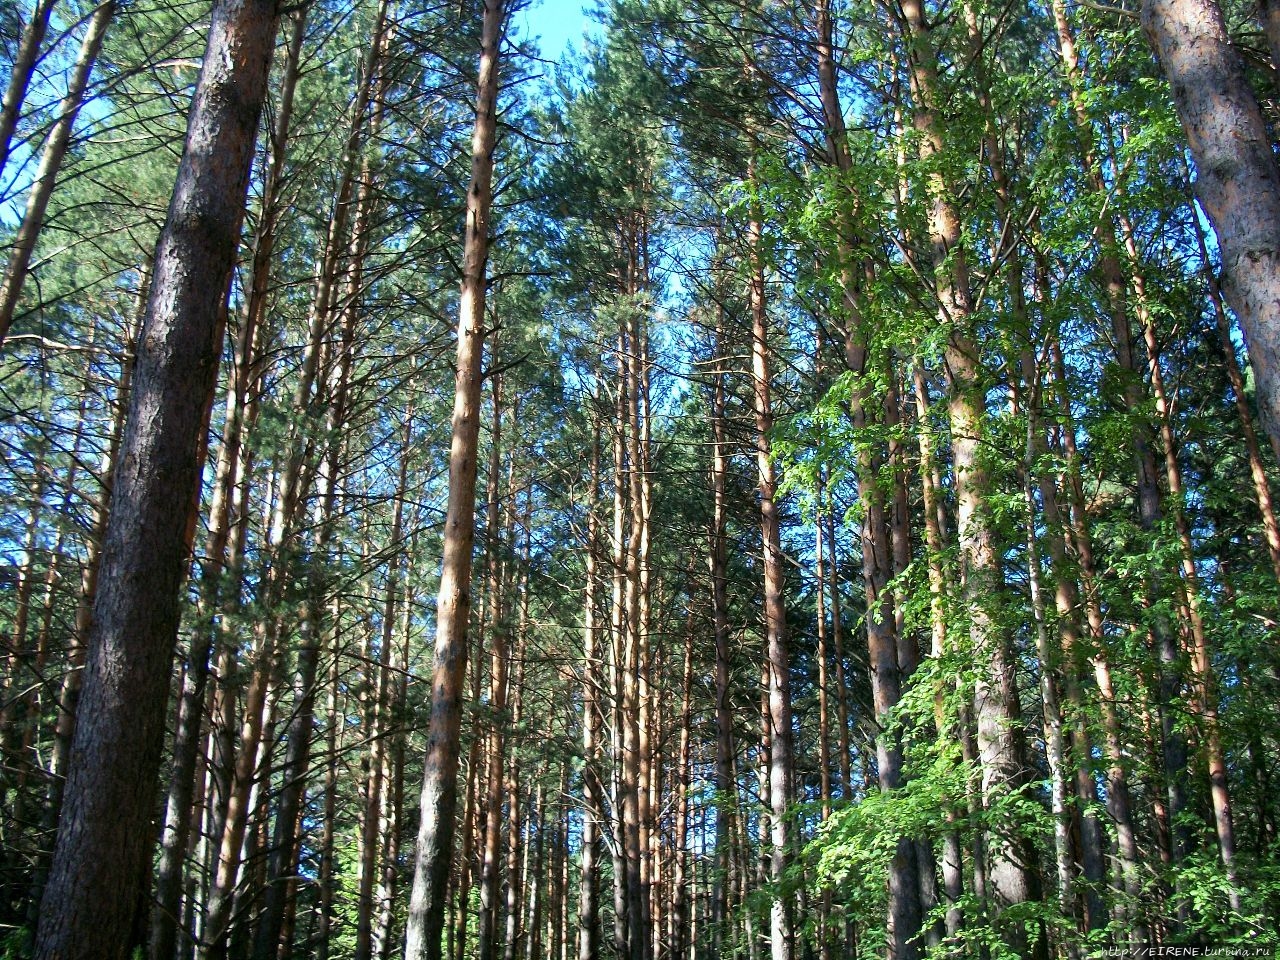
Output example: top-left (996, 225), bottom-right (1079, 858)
top-left (1143, 0), bottom-right (1280, 457)
top-left (579, 429), bottom-right (603, 960)
top-left (898, 2), bottom-right (1043, 951)
top-left (402, 0), bottom-right (503, 951)
top-left (746, 194), bottom-right (795, 960)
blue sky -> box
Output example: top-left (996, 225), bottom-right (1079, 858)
top-left (513, 0), bottom-right (598, 63)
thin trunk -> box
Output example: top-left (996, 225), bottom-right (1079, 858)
top-left (669, 594), bottom-right (695, 960)
top-left (376, 574), bottom-right (413, 960)
top-left (579, 431), bottom-right (603, 960)
top-left (502, 563), bottom-right (531, 960)
top-left (1118, 204), bottom-right (1241, 905)
top-left (0, 0), bottom-right (116, 344)
top-left (478, 380), bottom-right (511, 960)
top-left (456, 372), bottom-right (507, 960)
top-left (708, 307), bottom-right (736, 946)
top-left (403, 0), bottom-right (503, 951)
top-left (315, 603), bottom-right (342, 960)
top-left (747, 201), bottom-right (794, 960)
top-left (1186, 187), bottom-right (1280, 584)
top-left (1051, 0), bottom-right (1187, 891)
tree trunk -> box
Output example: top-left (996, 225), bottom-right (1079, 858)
top-left (31, 0), bottom-right (279, 954)
top-left (1142, 0), bottom-right (1280, 457)
top-left (402, 0), bottom-right (503, 950)
top-left (0, 0), bottom-right (116, 344)
top-left (1187, 186), bottom-right (1280, 584)
top-left (579, 430), bottom-right (603, 960)
top-left (898, 2), bottom-right (1043, 951)
top-left (669, 593), bottom-right (695, 960)
top-left (747, 202), bottom-right (795, 960)
top-left (708, 307), bottom-right (736, 950)
top-left (149, 15), bottom-right (306, 958)
top-left (0, 0), bottom-right (57, 176)
top-left (478, 381), bottom-right (512, 960)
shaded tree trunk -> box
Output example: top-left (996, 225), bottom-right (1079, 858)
top-left (31, 0), bottom-right (279, 954)
top-left (0, 0), bottom-right (57, 176)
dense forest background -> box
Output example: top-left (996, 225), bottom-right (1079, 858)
top-left (0, 0), bottom-right (1279, 957)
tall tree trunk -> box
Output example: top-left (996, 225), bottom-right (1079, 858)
top-left (31, 0), bottom-right (279, 954)
top-left (478, 382), bottom-right (512, 960)
top-left (149, 15), bottom-right (306, 957)
top-left (747, 201), bottom-right (794, 960)
top-left (1142, 0), bottom-right (1280, 457)
top-left (898, 2), bottom-right (1043, 951)
top-left (1042, 332), bottom-right (1146, 937)
top-left (455, 363), bottom-right (508, 960)
top-left (610, 333), bottom-right (631, 959)
top-left (1187, 186), bottom-right (1280, 584)
top-left (708, 307), bottom-right (736, 950)
top-left (669, 593), bottom-right (695, 960)
top-left (1118, 204), bottom-right (1243, 906)
top-left (579, 430), bottom-right (603, 960)
top-left (502, 554), bottom-right (531, 960)
top-left (316, 601), bottom-right (343, 960)
top-left (1051, 0), bottom-right (1188, 897)
top-left (403, 0), bottom-right (503, 950)
top-left (815, 12), bottom-right (924, 948)
top-left (376, 564), bottom-right (414, 960)
top-left (201, 4), bottom-right (394, 936)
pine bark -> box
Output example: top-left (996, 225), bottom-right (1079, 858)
top-left (1142, 0), bottom-right (1280, 456)
top-left (0, 0), bottom-right (57, 176)
top-left (578, 430), bottom-right (603, 960)
top-left (31, 0), bottom-right (279, 955)
top-left (898, 1), bottom-right (1042, 951)
top-left (747, 204), bottom-right (795, 960)
top-left (403, 0), bottom-right (503, 951)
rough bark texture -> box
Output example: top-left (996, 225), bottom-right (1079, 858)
top-left (31, 1), bottom-right (279, 956)
top-left (148, 16), bottom-right (305, 958)
top-left (1143, 0), bottom-right (1280, 455)
top-left (403, 0), bottom-right (502, 953)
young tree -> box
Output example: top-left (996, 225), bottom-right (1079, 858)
top-left (403, 0), bottom-right (506, 955)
